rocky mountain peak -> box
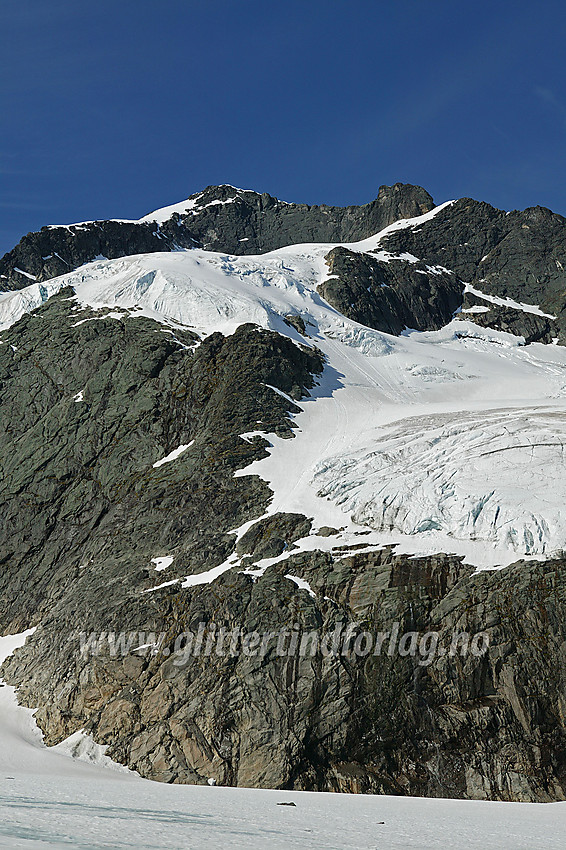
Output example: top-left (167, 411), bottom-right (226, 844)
top-left (0, 183), bottom-right (436, 292)
top-left (375, 181), bottom-right (435, 219)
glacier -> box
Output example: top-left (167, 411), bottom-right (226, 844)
top-left (3, 204), bottom-right (566, 844)
top-left (2, 203), bottom-right (566, 570)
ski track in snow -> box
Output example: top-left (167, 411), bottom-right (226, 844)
top-left (2, 202), bottom-right (566, 569)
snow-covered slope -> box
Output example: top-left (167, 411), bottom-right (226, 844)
top-left (0, 632), bottom-right (134, 780)
top-left (1, 636), bottom-right (565, 849)
top-left (2, 205), bottom-right (566, 569)
top-left (139, 185), bottom-right (257, 225)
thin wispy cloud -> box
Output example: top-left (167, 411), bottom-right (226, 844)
top-left (0, 200), bottom-right (63, 211)
top-left (533, 86), bottom-right (566, 130)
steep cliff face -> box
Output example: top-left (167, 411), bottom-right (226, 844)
top-left (2, 185), bottom-right (566, 801)
top-left (381, 200), bottom-right (566, 308)
top-left (379, 199), bottom-right (566, 339)
top-left (319, 246), bottom-right (462, 335)
top-left (5, 466), bottom-right (566, 801)
top-left (0, 287), bottom-right (565, 802)
top-left (0, 290), bottom-right (323, 631)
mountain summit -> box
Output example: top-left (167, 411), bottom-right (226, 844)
top-left (0, 183), bottom-right (434, 291)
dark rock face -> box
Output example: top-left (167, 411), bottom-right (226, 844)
top-left (380, 199), bottom-right (566, 341)
top-left (382, 199), bottom-right (563, 299)
top-left (177, 183), bottom-right (435, 255)
top-left (0, 183), bottom-right (434, 292)
top-left (309, 197), bottom-right (566, 344)
top-left (5, 536), bottom-right (566, 801)
top-left (0, 290), bottom-right (323, 634)
top-left (458, 296), bottom-right (559, 345)
top-left (0, 221), bottom-right (185, 293)
top-left (319, 247), bottom-right (462, 335)
top-left (236, 513), bottom-right (313, 560)
top-left (1, 289), bottom-right (566, 802)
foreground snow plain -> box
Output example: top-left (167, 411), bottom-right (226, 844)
top-left (1, 631), bottom-right (565, 849)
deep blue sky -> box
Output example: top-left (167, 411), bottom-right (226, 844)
top-left (1, 0), bottom-right (565, 256)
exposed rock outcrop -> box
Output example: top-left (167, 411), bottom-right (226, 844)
top-left (1, 287), bottom-right (566, 802)
top-left (0, 289), bottom-right (323, 633)
top-left (380, 199), bottom-right (566, 341)
top-left (0, 183), bottom-right (434, 292)
top-left (320, 247), bottom-right (462, 335)
top-left (5, 540), bottom-right (566, 801)
top-left (2, 184), bottom-right (566, 803)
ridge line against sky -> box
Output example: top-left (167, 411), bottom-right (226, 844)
top-left (1, 0), bottom-right (565, 256)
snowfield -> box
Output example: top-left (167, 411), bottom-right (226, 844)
top-left (1, 631), bottom-right (566, 849)
top-left (2, 202), bottom-right (566, 570)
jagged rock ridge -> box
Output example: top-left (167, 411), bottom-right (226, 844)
top-left (0, 183), bottom-right (434, 292)
top-left (3, 183), bottom-right (566, 344)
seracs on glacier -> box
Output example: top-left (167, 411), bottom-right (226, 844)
top-left (2, 203), bottom-right (566, 569)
